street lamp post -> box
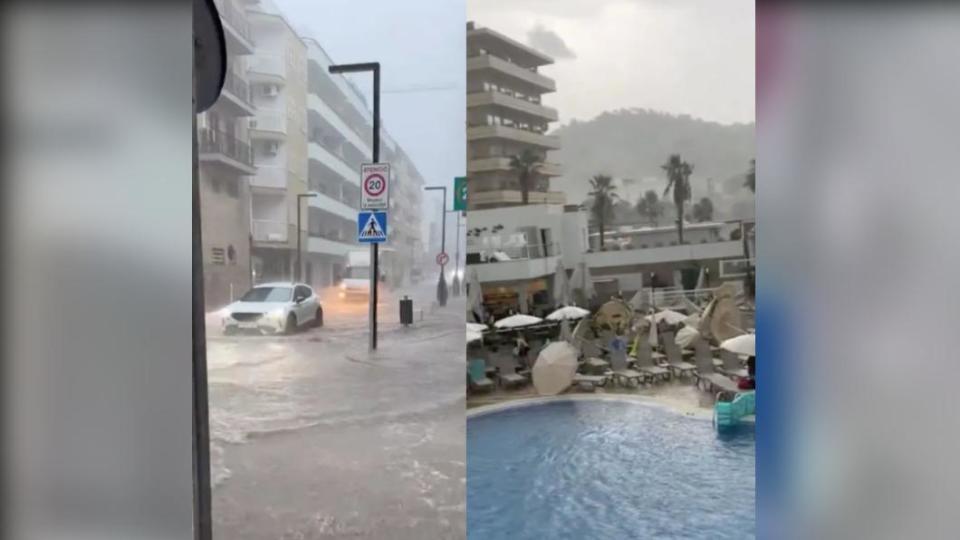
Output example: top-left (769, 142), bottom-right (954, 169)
top-left (449, 210), bottom-right (462, 296)
top-left (424, 185), bottom-right (448, 306)
top-left (329, 62), bottom-right (380, 350)
top-left (296, 193), bottom-right (317, 282)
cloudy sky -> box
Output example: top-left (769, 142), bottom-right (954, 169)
top-left (469, 0), bottom-right (755, 125)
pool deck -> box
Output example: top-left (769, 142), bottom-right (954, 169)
top-left (468, 377), bottom-right (722, 418)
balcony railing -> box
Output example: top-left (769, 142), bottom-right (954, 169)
top-left (468, 242), bottom-right (560, 263)
top-left (250, 165), bottom-right (286, 189)
top-left (252, 219), bottom-right (287, 242)
top-left (248, 55), bottom-right (285, 79)
top-left (198, 127), bottom-right (253, 166)
top-left (222, 71), bottom-right (253, 106)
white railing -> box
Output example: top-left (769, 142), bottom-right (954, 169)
top-left (252, 219), bottom-right (287, 242)
top-left (249, 111), bottom-right (286, 135)
top-left (247, 55), bottom-right (285, 78)
top-left (250, 165), bottom-right (286, 189)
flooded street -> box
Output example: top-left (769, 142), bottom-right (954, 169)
top-left (207, 278), bottom-right (466, 539)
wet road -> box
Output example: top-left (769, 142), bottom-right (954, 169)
top-left (207, 278), bottom-right (466, 539)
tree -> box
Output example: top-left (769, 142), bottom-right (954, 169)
top-left (744, 158), bottom-right (755, 193)
top-left (636, 190), bottom-right (663, 226)
top-left (661, 154), bottom-right (693, 243)
top-left (692, 197), bottom-right (714, 222)
top-left (588, 174), bottom-right (618, 250)
top-left (508, 149), bottom-right (543, 205)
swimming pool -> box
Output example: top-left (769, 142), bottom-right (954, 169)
top-left (467, 398), bottom-right (755, 539)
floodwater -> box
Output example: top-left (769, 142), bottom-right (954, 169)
top-left (207, 278), bottom-right (466, 539)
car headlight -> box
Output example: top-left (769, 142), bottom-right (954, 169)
top-left (339, 282), bottom-right (347, 290)
top-left (269, 308), bottom-right (285, 320)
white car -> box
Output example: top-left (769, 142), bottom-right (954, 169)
top-left (221, 282), bottom-right (323, 335)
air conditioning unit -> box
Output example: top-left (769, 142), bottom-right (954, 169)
top-left (264, 142), bottom-right (280, 155)
top-left (264, 84), bottom-right (279, 97)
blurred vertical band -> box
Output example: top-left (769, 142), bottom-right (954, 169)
top-left (2, 1), bottom-right (195, 538)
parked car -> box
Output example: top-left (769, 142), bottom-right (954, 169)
top-left (221, 282), bottom-right (323, 335)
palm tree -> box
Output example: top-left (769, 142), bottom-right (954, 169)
top-left (692, 197), bottom-right (714, 222)
top-left (744, 159), bottom-right (755, 193)
top-left (661, 154), bottom-right (693, 244)
top-left (636, 190), bottom-right (662, 226)
top-left (588, 174), bottom-right (618, 250)
top-left (508, 149), bottom-right (543, 205)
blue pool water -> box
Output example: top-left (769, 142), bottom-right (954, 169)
top-left (467, 400), bottom-right (755, 539)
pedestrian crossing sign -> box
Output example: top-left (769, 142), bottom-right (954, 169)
top-left (357, 211), bottom-right (388, 243)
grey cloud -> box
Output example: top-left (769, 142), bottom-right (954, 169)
top-left (526, 24), bottom-right (576, 59)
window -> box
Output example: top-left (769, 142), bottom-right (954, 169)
top-left (294, 285), bottom-right (311, 300)
top-left (209, 176), bottom-right (223, 193)
top-left (226, 180), bottom-right (239, 198)
top-left (241, 286), bottom-right (292, 302)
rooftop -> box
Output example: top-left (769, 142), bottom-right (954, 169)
top-left (467, 23), bottom-right (554, 68)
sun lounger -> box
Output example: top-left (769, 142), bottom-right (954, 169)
top-left (662, 332), bottom-right (697, 378)
top-left (494, 358), bottom-right (529, 389)
top-left (632, 340), bottom-right (671, 382)
top-left (609, 346), bottom-right (645, 386)
top-left (693, 341), bottom-right (739, 394)
top-left (717, 349), bottom-right (749, 380)
top-left (468, 359), bottom-right (494, 393)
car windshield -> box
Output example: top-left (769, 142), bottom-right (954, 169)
top-left (346, 268), bottom-right (370, 279)
top-left (240, 286), bottom-right (292, 303)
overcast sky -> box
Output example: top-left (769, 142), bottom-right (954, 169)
top-left (469, 0), bottom-right (755, 125)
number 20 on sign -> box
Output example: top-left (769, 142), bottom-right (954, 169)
top-left (361, 163), bottom-right (390, 210)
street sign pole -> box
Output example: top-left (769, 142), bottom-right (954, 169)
top-left (330, 62), bottom-right (380, 350)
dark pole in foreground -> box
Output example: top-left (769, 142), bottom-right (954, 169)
top-left (296, 193), bottom-right (317, 282)
top-left (425, 185), bottom-right (448, 306)
top-left (330, 62), bottom-right (380, 350)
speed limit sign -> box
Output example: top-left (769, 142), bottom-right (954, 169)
top-left (361, 163), bottom-right (390, 210)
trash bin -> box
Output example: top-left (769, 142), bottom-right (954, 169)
top-left (399, 296), bottom-right (413, 326)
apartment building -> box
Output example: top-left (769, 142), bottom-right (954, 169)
top-left (246, 0), bottom-right (309, 284)
top-left (466, 22), bottom-right (563, 209)
top-left (198, 0), bottom-right (257, 309)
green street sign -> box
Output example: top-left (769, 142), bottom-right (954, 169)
top-left (453, 176), bottom-right (467, 212)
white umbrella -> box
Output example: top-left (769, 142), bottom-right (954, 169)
top-left (546, 306), bottom-right (590, 321)
top-left (720, 334), bottom-right (755, 356)
top-left (646, 309), bottom-right (687, 325)
top-left (683, 313), bottom-right (701, 328)
top-left (494, 314), bottom-right (543, 329)
top-left (628, 289), bottom-right (646, 311)
top-left (675, 326), bottom-right (700, 349)
top-left (466, 322), bottom-right (487, 333)
top-left (467, 329), bottom-right (484, 344)
top-left (553, 260), bottom-right (572, 307)
top-left (532, 341), bottom-right (579, 396)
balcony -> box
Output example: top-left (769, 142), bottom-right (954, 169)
top-left (252, 219), bottom-right (288, 243)
top-left (309, 192), bottom-right (356, 222)
top-left (215, 71), bottom-right (256, 117)
top-left (308, 236), bottom-right (356, 257)
top-left (214, 0), bottom-right (254, 55)
top-left (585, 241), bottom-right (745, 268)
top-left (249, 111), bottom-right (286, 140)
top-left (307, 94), bottom-right (371, 157)
top-left (467, 243), bottom-right (562, 284)
top-left (467, 91), bottom-right (558, 122)
top-left (467, 157), bottom-right (562, 177)
top-left (250, 165), bottom-right (286, 189)
top-left (468, 189), bottom-right (566, 208)
top-left (247, 55), bottom-right (285, 84)
top-left (198, 128), bottom-right (256, 175)
top-left (468, 54), bottom-right (556, 93)
top-left (467, 124), bottom-right (560, 149)
top-left (308, 142), bottom-right (358, 187)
